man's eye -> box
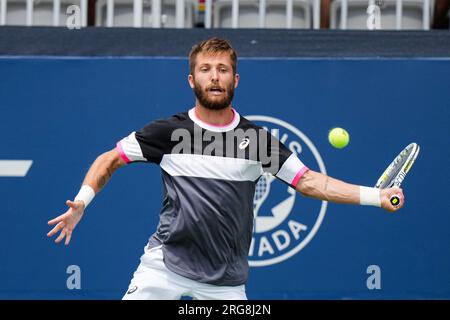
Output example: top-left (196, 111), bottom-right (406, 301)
top-left (220, 68), bottom-right (227, 72)
top-left (200, 68), bottom-right (208, 72)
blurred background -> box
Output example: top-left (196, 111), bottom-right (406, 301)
top-left (0, 0), bottom-right (449, 30)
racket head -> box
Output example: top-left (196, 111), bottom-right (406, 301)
top-left (375, 142), bottom-right (420, 189)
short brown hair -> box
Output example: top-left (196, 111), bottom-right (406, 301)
top-left (189, 37), bottom-right (237, 75)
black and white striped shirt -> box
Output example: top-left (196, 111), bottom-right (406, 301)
top-left (116, 107), bottom-right (308, 286)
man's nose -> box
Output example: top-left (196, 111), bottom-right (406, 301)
top-left (210, 69), bottom-right (219, 81)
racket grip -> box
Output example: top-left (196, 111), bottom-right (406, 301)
top-left (390, 195), bottom-right (401, 206)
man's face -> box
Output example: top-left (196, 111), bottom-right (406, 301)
top-left (188, 52), bottom-right (239, 110)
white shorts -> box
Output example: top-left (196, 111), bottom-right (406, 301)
top-left (122, 245), bottom-right (247, 300)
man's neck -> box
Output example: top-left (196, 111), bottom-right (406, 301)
top-left (194, 104), bottom-right (234, 126)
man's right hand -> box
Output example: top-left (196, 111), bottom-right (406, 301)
top-left (47, 200), bottom-right (85, 246)
top-left (380, 188), bottom-right (405, 213)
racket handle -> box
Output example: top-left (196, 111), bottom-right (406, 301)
top-left (390, 195), bottom-right (401, 206)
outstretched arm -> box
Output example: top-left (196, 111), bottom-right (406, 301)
top-left (295, 170), bottom-right (404, 212)
top-left (80, 148), bottom-right (126, 194)
top-left (47, 148), bottom-right (126, 245)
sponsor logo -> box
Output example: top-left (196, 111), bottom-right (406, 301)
top-left (127, 286), bottom-right (138, 294)
top-left (239, 137), bottom-right (250, 149)
top-left (246, 116), bottom-right (327, 267)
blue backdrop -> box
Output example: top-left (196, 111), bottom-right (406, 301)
top-left (0, 57), bottom-right (449, 299)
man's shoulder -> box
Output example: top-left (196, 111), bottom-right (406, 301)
top-left (134, 111), bottom-right (192, 139)
top-left (159, 111), bottom-right (190, 124)
top-left (237, 114), bottom-right (265, 131)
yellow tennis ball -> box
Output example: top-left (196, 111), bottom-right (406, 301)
top-left (328, 127), bottom-right (349, 149)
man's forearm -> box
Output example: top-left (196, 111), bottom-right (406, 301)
top-left (295, 170), bottom-right (360, 204)
top-left (81, 150), bottom-right (125, 194)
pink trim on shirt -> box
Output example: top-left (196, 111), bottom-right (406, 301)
top-left (291, 167), bottom-right (309, 187)
top-left (116, 141), bottom-right (131, 164)
top-left (194, 108), bottom-right (236, 128)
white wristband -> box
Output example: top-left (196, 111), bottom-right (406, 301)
top-left (359, 186), bottom-right (381, 207)
top-left (74, 185), bottom-right (95, 208)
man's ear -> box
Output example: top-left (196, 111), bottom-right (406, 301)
top-left (234, 73), bottom-right (240, 88)
top-left (188, 74), bottom-right (195, 89)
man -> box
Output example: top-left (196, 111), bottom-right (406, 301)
top-left (47, 38), bottom-right (404, 300)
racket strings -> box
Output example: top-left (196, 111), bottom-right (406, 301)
top-left (377, 143), bottom-right (418, 188)
top-left (384, 155), bottom-right (409, 187)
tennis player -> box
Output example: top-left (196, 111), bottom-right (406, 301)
top-left (47, 37), bottom-right (404, 300)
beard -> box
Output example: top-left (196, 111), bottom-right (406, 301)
top-left (193, 79), bottom-right (235, 111)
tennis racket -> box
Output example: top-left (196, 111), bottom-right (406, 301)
top-left (375, 142), bottom-right (420, 206)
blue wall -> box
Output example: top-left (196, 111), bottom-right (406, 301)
top-left (0, 57), bottom-right (449, 299)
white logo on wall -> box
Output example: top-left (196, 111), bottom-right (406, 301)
top-left (246, 116), bottom-right (327, 267)
top-left (0, 160), bottom-right (32, 177)
top-left (366, 265), bottom-right (381, 290)
top-left (366, 3), bottom-right (382, 30)
top-left (66, 5), bottom-right (81, 30)
top-left (66, 265), bottom-right (81, 290)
